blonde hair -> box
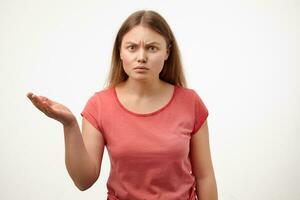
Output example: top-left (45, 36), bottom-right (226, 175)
top-left (103, 10), bottom-right (187, 89)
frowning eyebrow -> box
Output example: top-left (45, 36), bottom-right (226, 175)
top-left (124, 41), bottom-right (161, 46)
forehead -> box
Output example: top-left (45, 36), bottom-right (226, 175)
top-left (122, 25), bottom-right (166, 45)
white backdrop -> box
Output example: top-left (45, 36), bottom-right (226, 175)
top-left (1, 0), bottom-right (299, 199)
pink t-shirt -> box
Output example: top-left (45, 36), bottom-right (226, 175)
top-left (81, 85), bottom-right (209, 200)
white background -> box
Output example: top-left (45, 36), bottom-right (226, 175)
top-left (1, 0), bottom-right (299, 199)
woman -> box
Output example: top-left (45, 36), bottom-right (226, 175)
top-left (27, 10), bottom-right (218, 200)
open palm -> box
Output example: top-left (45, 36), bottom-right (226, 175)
top-left (26, 92), bottom-right (76, 126)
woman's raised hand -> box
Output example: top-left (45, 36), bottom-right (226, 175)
top-left (26, 92), bottom-right (77, 127)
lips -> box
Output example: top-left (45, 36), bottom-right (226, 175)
top-left (134, 66), bottom-right (149, 70)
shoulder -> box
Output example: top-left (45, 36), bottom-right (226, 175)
top-left (175, 85), bottom-right (198, 99)
top-left (89, 86), bottom-right (115, 104)
top-left (83, 87), bottom-right (111, 103)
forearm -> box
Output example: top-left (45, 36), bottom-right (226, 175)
top-left (63, 120), bottom-right (97, 190)
top-left (195, 175), bottom-right (218, 200)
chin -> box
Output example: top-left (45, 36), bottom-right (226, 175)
top-left (130, 75), bottom-right (151, 81)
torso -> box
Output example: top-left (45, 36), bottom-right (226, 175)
top-left (114, 82), bottom-right (175, 115)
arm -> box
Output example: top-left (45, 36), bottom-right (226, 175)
top-left (190, 120), bottom-right (218, 200)
top-left (64, 117), bottom-right (105, 191)
top-left (26, 92), bottom-right (104, 191)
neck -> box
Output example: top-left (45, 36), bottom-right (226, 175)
top-left (120, 78), bottom-right (166, 98)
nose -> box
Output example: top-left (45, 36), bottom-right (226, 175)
top-left (137, 48), bottom-right (147, 63)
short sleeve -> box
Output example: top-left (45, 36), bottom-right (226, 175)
top-left (191, 90), bottom-right (209, 135)
top-left (80, 93), bottom-right (104, 134)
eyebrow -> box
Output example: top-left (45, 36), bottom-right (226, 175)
top-left (124, 41), bottom-right (161, 46)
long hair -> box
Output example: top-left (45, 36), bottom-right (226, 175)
top-left (103, 10), bottom-right (187, 89)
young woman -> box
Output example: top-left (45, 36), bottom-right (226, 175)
top-left (27, 10), bottom-right (218, 200)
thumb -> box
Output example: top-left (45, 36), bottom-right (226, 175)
top-left (39, 95), bottom-right (56, 105)
top-left (39, 96), bottom-right (49, 102)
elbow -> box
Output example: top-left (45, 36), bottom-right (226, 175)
top-left (77, 185), bottom-right (88, 191)
top-left (78, 186), bottom-right (89, 191)
top-left (74, 175), bottom-right (98, 191)
top-left (72, 165), bottom-right (100, 191)
top-left (75, 182), bottom-right (93, 191)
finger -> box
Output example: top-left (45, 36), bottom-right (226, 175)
top-left (32, 95), bottom-right (44, 104)
top-left (36, 101), bottom-right (50, 114)
top-left (34, 95), bottom-right (50, 103)
top-left (39, 96), bottom-right (53, 105)
top-left (27, 93), bottom-right (38, 104)
top-left (43, 106), bottom-right (51, 115)
top-left (42, 103), bottom-right (56, 117)
top-left (27, 92), bottom-right (34, 100)
top-left (27, 93), bottom-right (56, 116)
top-left (26, 92), bottom-right (33, 98)
top-left (39, 96), bottom-right (48, 101)
top-left (27, 93), bottom-right (36, 100)
top-left (30, 95), bottom-right (40, 104)
top-left (29, 94), bottom-right (46, 110)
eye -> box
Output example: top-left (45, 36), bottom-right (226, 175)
top-left (127, 45), bottom-right (136, 51)
top-left (148, 46), bottom-right (158, 51)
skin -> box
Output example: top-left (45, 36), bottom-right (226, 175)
top-left (26, 92), bottom-right (76, 127)
top-left (190, 121), bottom-right (218, 199)
top-left (26, 24), bottom-right (218, 199)
top-left (119, 25), bottom-right (218, 199)
top-left (116, 25), bottom-right (176, 113)
top-left (118, 25), bottom-right (171, 99)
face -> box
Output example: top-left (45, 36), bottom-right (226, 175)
top-left (120, 25), bottom-right (170, 82)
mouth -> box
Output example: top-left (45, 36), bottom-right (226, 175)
top-left (134, 66), bottom-right (149, 70)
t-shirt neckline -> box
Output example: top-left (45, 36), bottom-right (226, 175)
top-left (113, 85), bottom-right (177, 117)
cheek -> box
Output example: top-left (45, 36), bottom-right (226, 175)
top-left (121, 52), bottom-right (134, 67)
top-left (150, 54), bottom-right (166, 68)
